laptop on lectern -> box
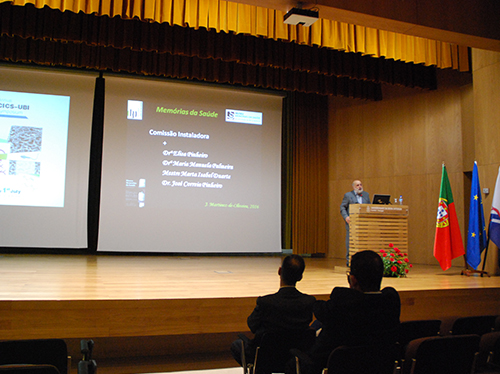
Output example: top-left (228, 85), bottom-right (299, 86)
top-left (372, 194), bottom-right (391, 205)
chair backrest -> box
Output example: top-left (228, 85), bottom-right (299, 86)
top-left (495, 315), bottom-right (500, 332)
top-left (477, 331), bottom-right (500, 371)
top-left (403, 334), bottom-right (480, 374)
top-left (397, 320), bottom-right (441, 361)
top-left (0, 339), bottom-right (67, 374)
top-left (325, 344), bottom-right (398, 374)
top-left (253, 329), bottom-right (316, 374)
top-left (450, 315), bottom-right (496, 336)
top-left (399, 320), bottom-right (441, 345)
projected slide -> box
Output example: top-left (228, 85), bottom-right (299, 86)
top-left (124, 104), bottom-right (263, 210)
top-left (0, 90), bottom-right (70, 207)
top-left (99, 77), bottom-right (283, 253)
top-left (0, 66), bottom-right (95, 249)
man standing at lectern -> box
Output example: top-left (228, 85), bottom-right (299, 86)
top-left (340, 180), bottom-right (370, 266)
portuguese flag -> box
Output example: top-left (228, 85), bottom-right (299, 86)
top-left (433, 164), bottom-right (465, 271)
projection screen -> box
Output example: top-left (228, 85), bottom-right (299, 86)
top-left (0, 65), bottom-right (95, 248)
top-left (98, 76), bottom-right (283, 253)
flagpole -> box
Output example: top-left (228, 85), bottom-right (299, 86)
top-left (462, 161), bottom-right (489, 277)
top-left (480, 236), bottom-right (490, 276)
top-left (480, 204), bottom-right (492, 275)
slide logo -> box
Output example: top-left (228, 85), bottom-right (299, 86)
top-left (225, 109), bottom-right (262, 125)
top-left (127, 100), bottom-right (143, 120)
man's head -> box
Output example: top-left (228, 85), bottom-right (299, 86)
top-left (279, 254), bottom-right (306, 286)
top-left (348, 250), bottom-right (384, 292)
top-left (352, 180), bottom-right (363, 195)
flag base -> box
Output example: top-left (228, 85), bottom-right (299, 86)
top-left (461, 268), bottom-right (490, 277)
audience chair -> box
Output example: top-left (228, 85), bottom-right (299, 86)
top-left (397, 320), bottom-right (441, 367)
top-left (250, 329), bottom-right (316, 374)
top-left (0, 365), bottom-right (59, 374)
top-left (402, 334), bottom-right (480, 374)
top-left (398, 320), bottom-right (441, 344)
top-left (0, 339), bottom-right (68, 374)
top-left (322, 344), bottom-right (398, 374)
top-left (495, 316), bottom-right (500, 332)
top-left (476, 331), bottom-right (500, 373)
top-left (450, 316), bottom-right (497, 336)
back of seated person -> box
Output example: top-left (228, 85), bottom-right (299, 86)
top-left (298, 250), bottom-right (401, 374)
top-left (230, 254), bottom-right (316, 366)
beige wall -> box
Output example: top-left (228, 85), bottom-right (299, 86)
top-left (328, 71), bottom-right (473, 268)
top-left (328, 55), bottom-right (500, 273)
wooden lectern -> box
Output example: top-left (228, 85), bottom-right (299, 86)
top-left (349, 204), bottom-right (409, 261)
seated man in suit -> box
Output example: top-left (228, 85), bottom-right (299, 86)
top-left (230, 254), bottom-right (316, 366)
top-left (340, 180), bottom-right (370, 266)
top-left (295, 250), bottom-right (400, 374)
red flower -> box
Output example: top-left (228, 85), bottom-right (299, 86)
top-left (380, 244), bottom-right (412, 277)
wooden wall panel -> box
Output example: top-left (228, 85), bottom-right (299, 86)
top-left (461, 84), bottom-right (475, 169)
top-left (325, 64), bottom-right (500, 272)
top-left (406, 175), bottom-right (431, 263)
top-left (472, 49), bottom-right (500, 73)
top-left (328, 104), bottom-right (366, 181)
top-left (328, 179), bottom-right (349, 257)
top-left (363, 104), bottom-right (396, 179)
top-left (399, 288), bottom-right (500, 322)
top-left (0, 298), bottom-right (257, 340)
top-left (328, 102), bottom-right (367, 259)
top-left (472, 48), bottom-right (500, 275)
top-left (3, 289), bottom-right (500, 364)
top-left (474, 54), bottom-right (500, 166)
top-left (422, 90), bottom-right (464, 173)
top-left (328, 81), bottom-right (468, 266)
top-left (393, 99), bottom-right (420, 177)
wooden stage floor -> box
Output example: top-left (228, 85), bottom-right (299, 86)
top-left (0, 253), bottom-right (499, 373)
top-left (0, 253), bottom-right (499, 300)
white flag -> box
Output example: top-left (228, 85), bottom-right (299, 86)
top-left (488, 166), bottom-right (500, 248)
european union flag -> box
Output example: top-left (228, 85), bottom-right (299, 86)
top-left (466, 161), bottom-right (487, 269)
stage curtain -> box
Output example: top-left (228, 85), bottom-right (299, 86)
top-left (290, 92), bottom-right (329, 255)
top-left (0, 0), bottom-right (469, 71)
top-left (0, 2), bottom-right (438, 95)
top-left (0, 34), bottom-right (387, 99)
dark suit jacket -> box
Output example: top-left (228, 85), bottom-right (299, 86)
top-left (308, 286), bottom-right (400, 369)
top-left (247, 286), bottom-right (316, 347)
top-left (340, 190), bottom-right (370, 220)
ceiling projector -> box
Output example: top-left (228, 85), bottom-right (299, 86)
top-left (283, 7), bottom-right (319, 26)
